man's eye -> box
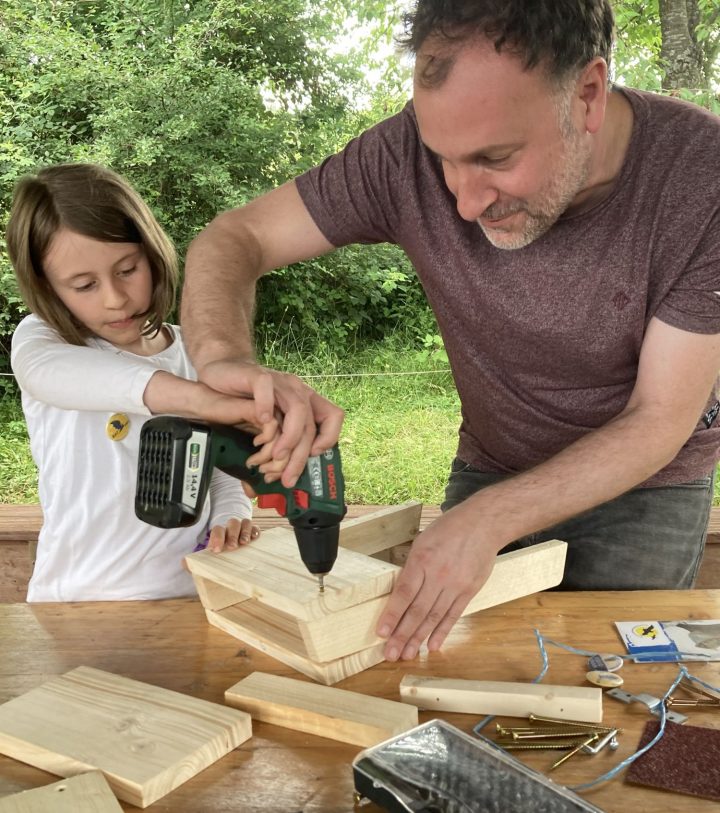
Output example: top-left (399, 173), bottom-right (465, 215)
top-left (483, 155), bottom-right (511, 166)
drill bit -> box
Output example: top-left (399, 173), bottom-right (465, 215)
top-left (318, 574), bottom-right (325, 593)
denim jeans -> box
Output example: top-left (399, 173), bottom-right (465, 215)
top-left (441, 458), bottom-right (714, 590)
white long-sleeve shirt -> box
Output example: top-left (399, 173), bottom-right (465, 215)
top-left (11, 314), bottom-right (252, 602)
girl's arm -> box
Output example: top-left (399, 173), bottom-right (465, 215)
top-left (11, 315), bottom-right (271, 429)
top-left (12, 314), bottom-right (155, 414)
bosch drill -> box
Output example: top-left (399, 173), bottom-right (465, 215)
top-left (134, 416), bottom-right (346, 590)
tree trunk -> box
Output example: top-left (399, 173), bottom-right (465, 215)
top-left (658, 0), bottom-right (707, 90)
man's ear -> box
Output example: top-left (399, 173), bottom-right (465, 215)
top-left (576, 57), bottom-right (609, 134)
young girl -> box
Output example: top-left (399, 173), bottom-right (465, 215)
top-left (7, 162), bottom-right (280, 602)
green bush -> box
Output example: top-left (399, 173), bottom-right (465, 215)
top-left (0, 0), bottom-right (429, 373)
top-left (256, 243), bottom-right (435, 350)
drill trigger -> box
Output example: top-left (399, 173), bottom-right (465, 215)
top-left (257, 493), bottom-right (287, 517)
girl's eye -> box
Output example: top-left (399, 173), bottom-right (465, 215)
top-left (118, 266), bottom-right (137, 277)
top-left (74, 281), bottom-right (96, 293)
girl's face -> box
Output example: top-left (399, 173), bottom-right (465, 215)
top-left (43, 228), bottom-right (159, 354)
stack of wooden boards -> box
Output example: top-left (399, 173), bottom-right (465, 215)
top-left (185, 502), bottom-right (568, 684)
top-left (0, 502), bottom-right (569, 808)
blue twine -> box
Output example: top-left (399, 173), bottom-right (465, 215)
top-left (471, 628), bottom-right (720, 792)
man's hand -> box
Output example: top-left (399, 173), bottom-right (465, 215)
top-left (198, 359), bottom-right (344, 488)
top-left (375, 510), bottom-right (498, 661)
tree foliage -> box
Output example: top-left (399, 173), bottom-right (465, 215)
top-left (0, 0), bottom-right (420, 387)
top-left (614, 0), bottom-right (720, 108)
top-left (1, 1), bottom-right (718, 390)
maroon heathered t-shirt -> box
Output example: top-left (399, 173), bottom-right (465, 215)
top-left (295, 87), bottom-right (720, 487)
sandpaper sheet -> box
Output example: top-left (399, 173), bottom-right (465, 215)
top-left (626, 719), bottom-right (720, 802)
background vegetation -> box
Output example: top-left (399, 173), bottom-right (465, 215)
top-left (1, 0), bottom-right (718, 504)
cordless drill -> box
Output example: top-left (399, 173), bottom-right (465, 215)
top-left (134, 416), bottom-right (346, 590)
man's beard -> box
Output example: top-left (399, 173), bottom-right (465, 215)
top-left (479, 115), bottom-right (592, 250)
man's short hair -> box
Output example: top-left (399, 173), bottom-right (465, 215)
top-left (400, 0), bottom-right (615, 87)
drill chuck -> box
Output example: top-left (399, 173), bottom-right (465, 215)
top-left (292, 522), bottom-right (340, 575)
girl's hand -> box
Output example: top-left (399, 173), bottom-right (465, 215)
top-left (246, 418), bottom-right (290, 481)
top-left (207, 517), bottom-right (260, 553)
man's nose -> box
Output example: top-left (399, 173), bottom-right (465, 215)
top-left (453, 168), bottom-right (499, 222)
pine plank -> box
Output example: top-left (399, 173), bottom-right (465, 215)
top-left (338, 502), bottom-right (422, 555)
top-left (399, 675), bottom-right (603, 722)
top-left (186, 528), bottom-right (398, 621)
top-left (0, 772), bottom-right (122, 813)
top-left (205, 608), bottom-right (386, 685)
top-left (201, 540), bottom-right (568, 670)
top-left (225, 672), bottom-right (418, 747)
top-left (461, 539), bottom-right (567, 615)
top-left (213, 602), bottom-right (309, 658)
top-left (0, 666), bottom-right (252, 808)
top-left (295, 540), bottom-right (567, 662)
top-left (192, 575), bottom-right (249, 612)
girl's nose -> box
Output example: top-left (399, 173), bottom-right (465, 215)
top-left (103, 280), bottom-right (128, 309)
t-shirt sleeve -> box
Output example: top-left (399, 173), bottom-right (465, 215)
top-left (295, 106), bottom-right (416, 248)
top-left (654, 208), bottom-right (720, 334)
top-left (10, 314), bottom-right (155, 414)
top-left (207, 469), bottom-right (253, 527)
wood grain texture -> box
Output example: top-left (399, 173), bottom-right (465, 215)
top-left (338, 502), bottom-right (422, 556)
top-left (461, 540), bottom-right (567, 616)
top-left (0, 666), bottom-right (251, 808)
top-left (225, 672), bottom-right (418, 747)
top-left (1, 594), bottom-right (720, 812)
top-left (0, 506), bottom-right (43, 542)
top-left (186, 528), bottom-right (398, 621)
top-left (192, 575), bottom-right (249, 612)
top-left (0, 772), bottom-right (122, 813)
top-left (399, 675), bottom-right (603, 722)
top-left (197, 539), bottom-right (567, 671)
top-left (206, 608), bottom-right (387, 684)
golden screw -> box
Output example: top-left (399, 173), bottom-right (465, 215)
top-left (528, 714), bottom-right (615, 731)
top-left (550, 733), bottom-right (599, 770)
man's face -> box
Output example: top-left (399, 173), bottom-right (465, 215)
top-left (413, 41), bottom-right (593, 250)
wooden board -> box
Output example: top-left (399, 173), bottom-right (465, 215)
top-left (0, 772), bottom-right (122, 813)
top-left (203, 541), bottom-right (567, 681)
top-left (338, 502), bottom-right (422, 556)
top-left (225, 672), bottom-right (418, 747)
top-left (0, 666), bottom-right (252, 808)
top-left (186, 528), bottom-right (398, 621)
top-left (296, 539), bottom-right (566, 661)
top-left (206, 608), bottom-right (386, 685)
top-left (399, 675), bottom-right (603, 722)
top-left (192, 574), bottom-right (250, 612)
top-left (461, 539), bottom-right (567, 616)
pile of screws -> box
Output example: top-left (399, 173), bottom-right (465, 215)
top-left (665, 678), bottom-right (720, 709)
top-left (494, 714), bottom-right (621, 771)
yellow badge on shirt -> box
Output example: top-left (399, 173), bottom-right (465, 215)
top-left (106, 413), bottom-right (130, 441)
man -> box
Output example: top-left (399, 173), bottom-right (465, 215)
top-left (181, 0), bottom-right (720, 663)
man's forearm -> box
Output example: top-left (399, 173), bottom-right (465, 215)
top-left (181, 212), bottom-right (262, 371)
top-left (457, 404), bottom-right (695, 552)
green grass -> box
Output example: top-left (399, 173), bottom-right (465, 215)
top-left (0, 396), bottom-right (40, 503)
top-left (0, 338), bottom-right (460, 506)
top-left (262, 338), bottom-right (459, 505)
top-left (3, 337), bottom-right (720, 507)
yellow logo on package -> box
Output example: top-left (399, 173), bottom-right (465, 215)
top-left (106, 413), bottom-right (130, 441)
